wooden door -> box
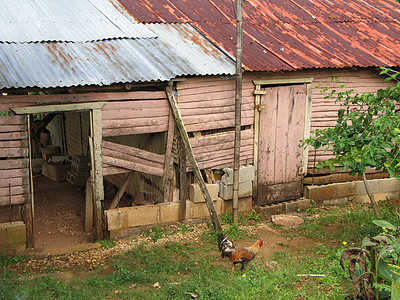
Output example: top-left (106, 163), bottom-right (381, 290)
top-left (257, 84), bottom-right (307, 205)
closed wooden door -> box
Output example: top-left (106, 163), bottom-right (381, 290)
top-left (257, 84), bottom-right (307, 205)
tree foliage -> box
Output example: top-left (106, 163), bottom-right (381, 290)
top-left (302, 67), bottom-right (400, 178)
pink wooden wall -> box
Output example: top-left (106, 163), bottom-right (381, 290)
top-left (0, 114), bottom-right (29, 206)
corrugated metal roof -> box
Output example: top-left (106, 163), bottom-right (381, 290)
top-left (0, 0), bottom-right (235, 89)
top-left (0, 0), bottom-right (155, 42)
top-left (0, 24), bottom-right (235, 89)
top-left (117, 0), bottom-right (400, 71)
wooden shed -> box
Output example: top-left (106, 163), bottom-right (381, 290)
top-left (0, 0), bottom-right (237, 251)
top-left (120, 0), bottom-right (400, 205)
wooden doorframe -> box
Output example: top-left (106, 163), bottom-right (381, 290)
top-left (252, 78), bottom-right (313, 201)
top-left (11, 101), bottom-right (106, 243)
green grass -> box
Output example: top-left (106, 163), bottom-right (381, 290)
top-left (1, 201), bottom-right (399, 299)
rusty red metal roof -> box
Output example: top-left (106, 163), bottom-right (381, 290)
top-left (117, 0), bottom-right (400, 71)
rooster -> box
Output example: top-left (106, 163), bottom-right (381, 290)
top-left (217, 233), bottom-right (263, 273)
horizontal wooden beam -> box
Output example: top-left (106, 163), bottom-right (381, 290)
top-left (12, 102), bottom-right (106, 114)
top-left (253, 77), bottom-right (314, 86)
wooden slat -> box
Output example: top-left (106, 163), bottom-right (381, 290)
top-left (0, 125), bottom-right (27, 133)
top-left (185, 116), bottom-right (254, 132)
top-left (0, 148), bottom-right (28, 158)
top-left (189, 129), bottom-right (253, 148)
top-left (179, 103), bottom-right (254, 116)
top-left (0, 169), bottom-right (29, 179)
top-left (102, 99), bottom-right (169, 112)
top-left (102, 108), bottom-right (170, 120)
top-left (102, 116), bottom-right (169, 130)
top-left (0, 185), bottom-right (28, 197)
top-left (0, 177), bottom-right (24, 188)
top-left (0, 140), bottom-right (29, 149)
top-left (102, 124), bottom-right (169, 136)
top-left (103, 140), bottom-right (164, 164)
top-left (103, 165), bottom-right (130, 176)
top-left (0, 195), bottom-right (26, 206)
top-left (0, 158), bottom-right (29, 169)
top-left (102, 155), bottom-right (164, 177)
top-left (0, 115), bottom-right (25, 125)
top-left (0, 131), bottom-right (28, 141)
top-left (102, 148), bottom-right (164, 172)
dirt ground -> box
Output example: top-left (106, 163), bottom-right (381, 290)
top-left (1, 174), bottom-right (320, 278)
top-left (30, 175), bottom-right (96, 254)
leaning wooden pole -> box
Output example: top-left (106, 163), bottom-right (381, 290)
top-left (165, 84), bottom-right (222, 232)
top-left (233, 0), bottom-right (243, 223)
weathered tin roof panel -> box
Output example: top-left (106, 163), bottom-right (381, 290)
top-left (117, 0), bottom-right (400, 71)
top-left (0, 0), bottom-right (155, 42)
top-left (0, 0), bottom-right (235, 89)
top-left (0, 24), bottom-right (235, 89)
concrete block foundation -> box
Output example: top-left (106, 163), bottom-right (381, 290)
top-left (0, 221), bottom-right (26, 256)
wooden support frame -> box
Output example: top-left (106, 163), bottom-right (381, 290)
top-left (166, 84), bottom-right (222, 232)
top-left (12, 102), bottom-right (106, 241)
top-left (90, 108), bottom-right (104, 239)
top-left (108, 172), bottom-right (133, 210)
top-left (163, 108), bottom-right (175, 202)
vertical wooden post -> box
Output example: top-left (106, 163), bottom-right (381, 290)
top-left (233, 0), bottom-right (243, 223)
top-left (26, 114), bottom-right (35, 248)
top-left (166, 84), bottom-right (222, 232)
top-left (85, 177), bottom-right (94, 232)
top-left (90, 108), bottom-right (104, 239)
top-left (179, 136), bottom-right (187, 220)
top-left (163, 108), bottom-right (175, 202)
top-left (301, 84), bottom-right (313, 175)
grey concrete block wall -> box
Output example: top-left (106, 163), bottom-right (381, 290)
top-left (219, 181), bottom-right (253, 200)
top-left (304, 178), bottom-right (400, 204)
top-left (220, 165), bottom-right (255, 185)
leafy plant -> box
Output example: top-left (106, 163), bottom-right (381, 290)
top-left (340, 218), bottom-right (400, 299)
top-left (246, 209), bottom-right (261, 222)
top-left (302, 67), bottom-right (400, 217)
top-left (222, 211), bottom-right (233, 224)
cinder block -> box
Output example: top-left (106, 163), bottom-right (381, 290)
top-left (219, 181), bottom-right (252, 200)
top-left (335, 182), bottom-right (355, 198)
top-left (5, 222), bottom-right (26, 245)
top-left (191, 198), bottom-right (221, 219)
top-left (185, 200), bottom-right (193, 219)
top-left (284, 198), bottom-right (311, 213)
top-left (323, 198), bottom-right (349, 206)
top-left (354, 194), bottom-right (370, 204)
top-left (159, 202), bottom-right (180, 224)
top-left (220, 165), bottom-right (255, 185)
top-left (222, 197), bottom-right (253, 214)
top-left (304, 184), bottom-right (335, 201)
top-left (0, 225), bottom-right (6, 244)
top-left (377, 178), bottom-right (400, 193)
top-left (355, 180), bottom-right (379, 195)
top-left (106, 205), bottom-right (159, 231)
top-left (12, 243), bottom-right (26, 256)
top-left (255, 203), bottom-right (285, 220)
top-left (189, 183), bottom-right (219, 202)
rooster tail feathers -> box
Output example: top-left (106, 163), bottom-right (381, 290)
top-left (217, 233), bottom-right (235, 258)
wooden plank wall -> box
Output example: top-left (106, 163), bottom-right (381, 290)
top-left (0, 114), bottom-right (29, 205)
top-left (101, 91), bottom-right (169, 137)
top-left (65, 111), bottom-right (90, 157)
top-left (187, 129), bottom-right (254, 171)
top-left (177, 76), bottom-right (255, 170)
top-left (245, 68), bottom-right (392, 173)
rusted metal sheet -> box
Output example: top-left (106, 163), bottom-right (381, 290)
top-left (118, 0), bottom-right (400, 71)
